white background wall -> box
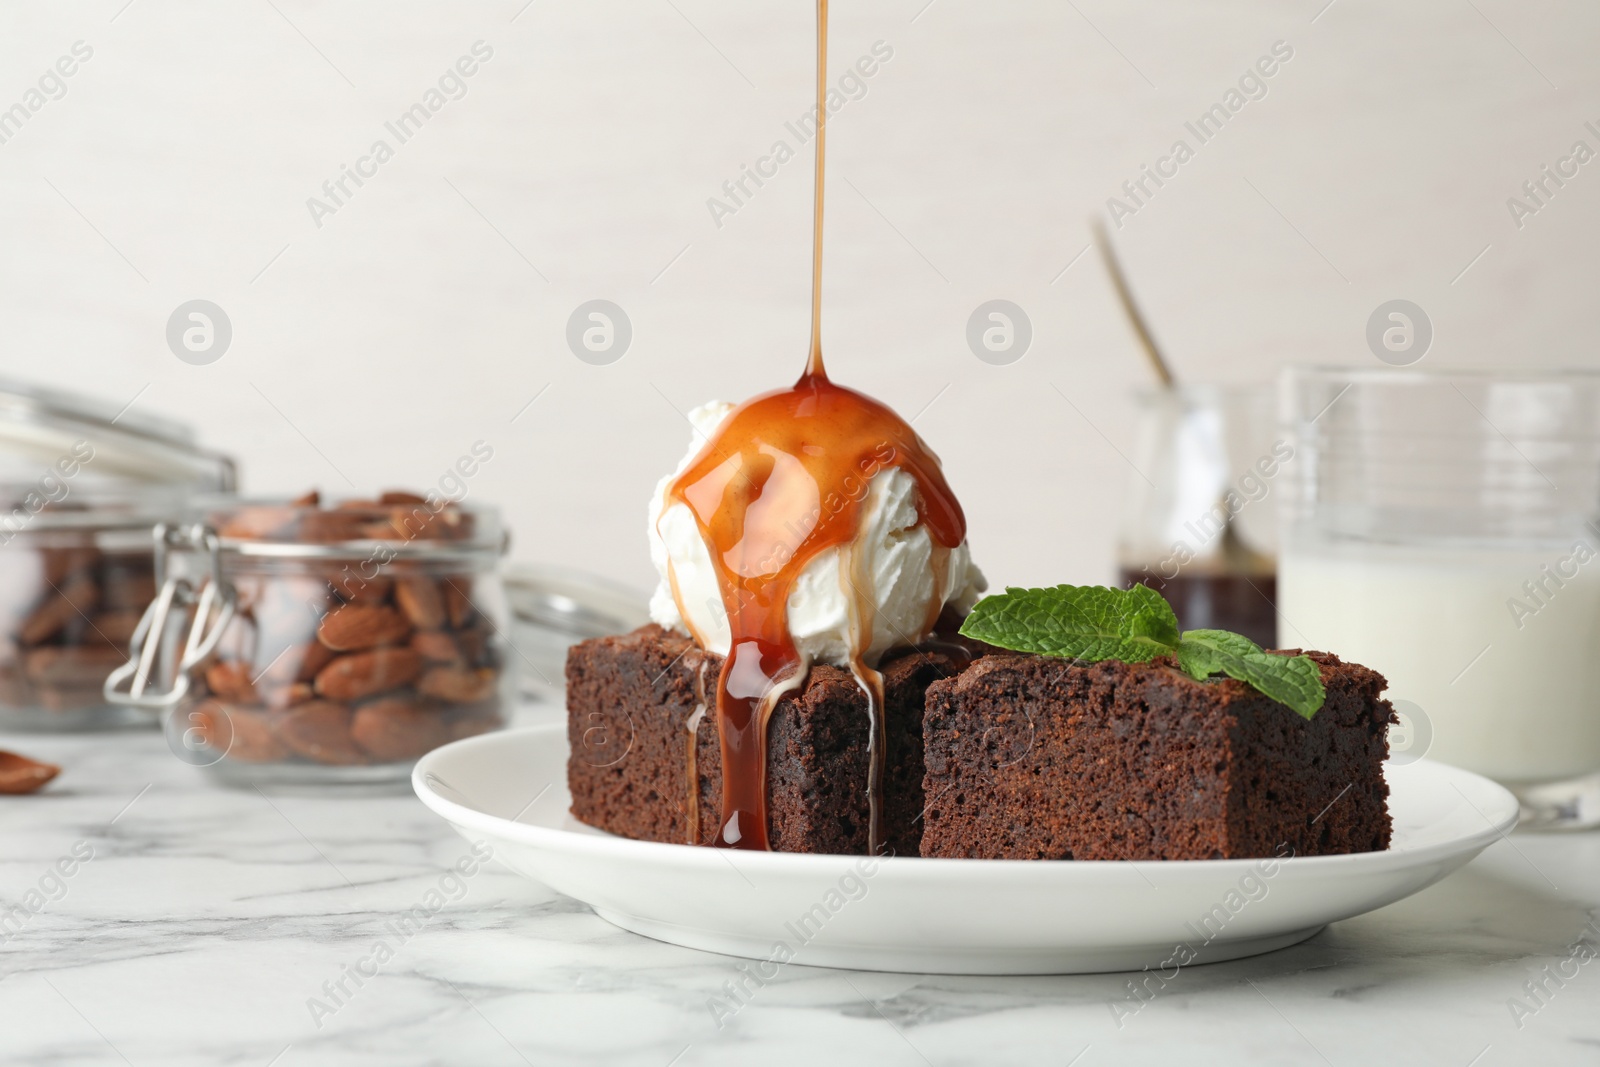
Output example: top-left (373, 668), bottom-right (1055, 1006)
top-left (2, 0), bottom-right (1597, 596)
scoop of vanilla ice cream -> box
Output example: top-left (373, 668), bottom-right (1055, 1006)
top-left (648, 400), bottom-right (986, 667)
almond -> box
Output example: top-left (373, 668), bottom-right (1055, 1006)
top-left (295, 640), bottom-right (338, 683)
top-left (87, 610), bottom-right (143, 648)
top-left (99, 567), bottom-right (157, 611)
top-left (205, 660), bottom-right (258, 703)
top-left (395, 579), bottom-right (446, 629)
top-left (411, 630), bottom-right (463, 664)
top-left (195, 701), bottom-right (286, 763)
top-left (350, 697), bottom-right (450, 761)
top-left (364, 505), bottom-right (442, 542)
top-left (442, 581), bottom-right (476, 628)
top-left (418, 665), bottom-right (498, 704)
top-left (455, 627), bottom-right (489, 666)
top-left (251, 678), bottom-right (316, 710)
top-left (19, 573), bottom-right (100, 646)
top-left (41, 546), bottom-right (99, 585)
top-left (330, 574), bottom-right (392, 605)
top-left (278, 700), bottom-right (365, 764)
top-left (218, 505), bottom-right (297, 541)
top-left (23, 646), bottom-right (127, 686)
top-left (317, 604), bottom-right (411, 652)
top-left (314, 648), bottom-right (422, 702)
top-left (0, 750), bottom-right (61, 795)
top-left (295, 510), bottom-right (373, 544)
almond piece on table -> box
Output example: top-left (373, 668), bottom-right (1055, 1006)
top-left (317, 604), bottom-right (412, 652)
top-left (278, 700), bottom-right (365, 765)
top-left (411, 630), bottom-right (463, 664)
top-left (395, 578), bottom-right (446, 629)
top-left (314, 648), bottom-right (422, 702)
top-left (418, 665), bottom-right (498, 704)
top-left (350, 697), bottom-right (450, 762)
top-left (379, 490), bottom-right (427, 505)
top-left (0, 750), bottom-right (61, 795)
top-left (18, 573), bottom-right (101, 646)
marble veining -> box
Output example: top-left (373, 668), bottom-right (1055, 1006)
top-left (2, 705), bottom-right (1599, 1067)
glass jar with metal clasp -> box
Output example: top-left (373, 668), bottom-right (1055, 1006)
top-left (0, 378), bottom-right (234, 730)
top-left (106, 495), bottom-right (512, 788)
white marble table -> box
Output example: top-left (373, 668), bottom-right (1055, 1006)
top-left (4, 702), bottom-right (1599, 1067)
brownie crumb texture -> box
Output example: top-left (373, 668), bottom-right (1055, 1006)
top-left (565, 625), bottom-right (970, 856)
top-left (918, 651), bottom-right (1393, 861)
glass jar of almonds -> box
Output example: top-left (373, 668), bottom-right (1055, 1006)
top-left (107, 491), bottom-right (511, 787)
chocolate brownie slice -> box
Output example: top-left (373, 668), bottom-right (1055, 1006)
top-left (919, 650), bottom-right (1393, 860)
top-left (566, 624), bottom-right (969, 855)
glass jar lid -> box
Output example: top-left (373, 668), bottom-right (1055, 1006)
top-left (0, 377), bottom-right (235, 492)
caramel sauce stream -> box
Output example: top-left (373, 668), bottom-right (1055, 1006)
top-left (684, 658), bottom-right (709, 845)
top-left (805, 0), bottom-right (828, 381)
top-left (662, 0), bottom-right (965, 854)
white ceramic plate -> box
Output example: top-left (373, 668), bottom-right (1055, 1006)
top-left (413, 725), bottom-right (1519, 975)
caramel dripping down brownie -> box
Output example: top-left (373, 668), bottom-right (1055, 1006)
top-left (566, 624), bottom-right (972, 856)
top-left (919, 651), bottom-right (1394, 861)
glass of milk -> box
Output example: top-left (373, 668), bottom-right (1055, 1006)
top-left (1279, 367), bottom-right (1600, 830)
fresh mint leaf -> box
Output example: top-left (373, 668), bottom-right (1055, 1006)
top-left (1174, 627), bottom-right (1261, 681)
top-left (1178, 629), bottom-right (1327, 719)
top-left (958, 585), bottom-right (1328, 719)
top-left (958, 584), bottom-right (1180, 663)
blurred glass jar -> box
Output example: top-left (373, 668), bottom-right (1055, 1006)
top-left (1279, 367), bottom-right (1600, 829)
top-left (0, 380), bottom-right (234, 730)
top-left (1117, 384), bottom-right (1286, 648)
top-left (504, 563), bottom-right (650, 703)
top-left (106, 495), bottom-right (511, 788)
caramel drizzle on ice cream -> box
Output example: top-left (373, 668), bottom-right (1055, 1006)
top-left (661, 0), bottom-right (965, 853)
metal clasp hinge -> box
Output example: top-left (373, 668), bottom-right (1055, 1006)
top-left (103, 523), bottom-right (236, 710)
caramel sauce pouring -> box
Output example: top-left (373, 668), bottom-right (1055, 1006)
top-left (662, 0), bottom-right (966, 852)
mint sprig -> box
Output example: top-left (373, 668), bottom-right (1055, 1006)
top-left (959, 584), bottom-right (1326, 719)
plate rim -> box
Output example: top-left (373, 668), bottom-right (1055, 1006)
top-left (413, 724), bottom-right (1520, 877)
